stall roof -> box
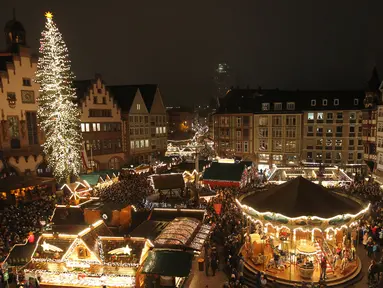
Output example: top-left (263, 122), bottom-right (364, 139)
top-left (0, 176), bottom-right (55, 192)
top-left (202, 162), bottom-right (246, 182)
top-left (141, 250), bottom-right (193, 277)
top-left (129, 220), bottom-right (168, 240)
top-left (148, 208), bottom-right (205, 221)
top-left (151, 174), bottom-right (185, 190)
top-left (5, 241), bottom-right (36, 267)
top-left (241, 176), bottom-right (364, 218)
top-left (51, 206), bottom-right (87, 227)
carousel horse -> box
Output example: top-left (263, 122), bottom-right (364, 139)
top-left (368, 263), bottom-right (383, 283)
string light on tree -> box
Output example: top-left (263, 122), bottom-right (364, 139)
top-left (36, 12), bottom-right (83, 183)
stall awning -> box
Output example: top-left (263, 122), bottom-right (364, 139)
top-left (141, 250), bottom-right (193, 277)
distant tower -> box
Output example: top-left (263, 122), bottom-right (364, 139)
top-left (4, 9), bottom-right (27, 52)
top-left (214, 62), bottom-right (232, 108)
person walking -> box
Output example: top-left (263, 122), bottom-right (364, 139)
top-left (320, 257), bottom-right (327, 280)
top-left (211, 257), bottom-right (218, 276)
top-left (205, 255), bottom-right (211, 277)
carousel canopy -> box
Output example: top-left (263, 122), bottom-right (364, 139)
top-left (241, 176), bottom-right (363, 218)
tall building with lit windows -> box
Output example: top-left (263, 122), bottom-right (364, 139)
top-left (74, 75), bottom-right (125, 171)
top-left (214, 87), bottom-right (366, 170)
top-left (214, 62), bottom-right (232, 106)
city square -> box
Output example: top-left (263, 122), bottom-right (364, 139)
top-left (0, 2), bottom-right (383, 288)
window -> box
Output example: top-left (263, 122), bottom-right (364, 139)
top-left (285, 140), bottom-right (296, 152)
top-left (92, 123), bottom-right (101, 132)
top-left (348, 152), bottom-right (354, 160)
top-left (327, 113), bottom-right (333, 120)
top-left (317, 139), bottom-right (323, 146)
top-left (336, 126), bottom-right (342, 133)
top-left (81, 123), bottom-right (86, 132)
top-left (326, 152), bottom-right (332, 159)
top-left (89, 109), bottom-right (112, 117)
top-left (349, 126), bottom-right (355, 133)
top-left (145, 139), bottom-right (149, 147)
top-left (163, 127), bottom-right (166, 133)
top-left (317, 112), bottom-right (323, 120)
top-left (244, 141), bottom-right (249, 153)
top-left (259, 117), bottom-right (268, 126)
top-left (357, 153), bottom-right (362, 159)
top-left (129, 116), bottom-right (134, 123)
top-left (137, 104), bottom-right (141, 110)
top-left (379, 122), bottom-right (383, 132)
top-left (286, 116), bottom-right (296, 126)
top-left (349, 139), bottom-right (354, 146)
top-left (272, 116), bottom-right (281, 126)
top-left (274, 103), bottom-right (282, 110)
top-left (236, 142), bottom-right (242, 152)
top-left (85, 123), bottom-right (90, 132)
top-left (262, 103), bottom-right (270, 111)
top-left (259, 128), bottom-right (268, 137)
top-left (334, 99), bottom-right (339, 106)
top-left (286, 128), bottom-right (296, 138)
top-left (335, 139), bottom-right (342, 146)
top-left (8, 116), bottom-right (20, 140)
top-left (308, 126), bottom-right (313, 133)
top-left (145, 116), bottom-right (149, 123)
top-left (259, 139), bottom-right (268, 151)
top-left (307, 113), bottom-right (314, 120)
top-left (336, 112), bottom-right (343, 119)
top-left (22, 78), bottom-right (31, 86)
top-left (140, 140), bottom-right (145, 148)
top-left (326, 128), bottom-right (333, 133)
top-left (307, 152), bottom-right (313, 159)
top-left (311, 100), bottom-right (316, 106)
top-left (273, 155), bottom-right (283, 161)
top-left (236, 117), bottom-right (241, 127)
top-left (316, 153), bottom-right (323, 160)
top-left (322, 99), bottom-right (328, 106)
top-left (316, 127), bottom-right (323, 134)
top-left (236, 130), bottom-right (241, 138)
top-left (354, 98), bottom-right (359, 106)
top-left (286, 102), bottom-right (295, 110)
top-left (156, 127), bottom-right (159, 134)
top-left (93, 96), bottom-right (97, 104)
top-left (135, 141), bottom-right (140, 148)
top-left (25, 111), bottom-right (39, 145)
top-left (349, 112), bottom-right (356, 120)
top-left (272, 140), bottom-right (282, 151)
top-left (102, 97), bottom-right (106, 104)
top-left (326, 139), bottom-right (332, 146)
top-left (159, 127), bottom-right (163, 134)
top-left (272, 128), bottom-right (282, 138)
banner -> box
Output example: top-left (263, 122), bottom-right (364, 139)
top-left (213, 203), bottom-right (222, 215)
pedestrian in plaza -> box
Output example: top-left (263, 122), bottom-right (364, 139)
top-left (205, 255), bottom-right (210, 277)
top-left (211, 257), bottom-right (218, 276)
top-left (320, 257), bottom-right (327, 280)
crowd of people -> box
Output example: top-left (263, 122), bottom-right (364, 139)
top-left (0, 198), bottom-right (55, 263)
top-left (93, 171), bottom-right (154, 209)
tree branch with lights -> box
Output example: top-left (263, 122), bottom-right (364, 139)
top-left (36, 12), bottom-right (83, 184)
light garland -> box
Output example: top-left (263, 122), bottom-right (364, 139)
top-left (35, 11), bottom-right (82, 183)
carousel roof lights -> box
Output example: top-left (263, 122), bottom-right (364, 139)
top-left (238, 200), bottom-right (370, 222)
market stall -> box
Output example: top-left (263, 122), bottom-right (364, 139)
top-left (238, 176), bottom-right (369, 286)
top-left (23, 220), bottom-right (149, 287)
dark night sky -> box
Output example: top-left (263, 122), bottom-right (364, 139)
top-left (1, 1), bottom-right (383, 106)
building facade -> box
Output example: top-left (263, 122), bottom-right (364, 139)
top-left (0, 16), bottom-right (46, 176)
top-left (109, 85), bottom-right (167, 164)
top-left (75, 76), bottom-right (125, 171)
top-left (214, 88), bottom-right (366, 170)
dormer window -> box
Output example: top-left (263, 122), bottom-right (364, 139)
top-left (274, 103), bottom-right (282, 111)
top-left (93, 96), bottom-right (97, 104)
top-left (354, 98), bottom-right (359, 106)
top-left (311, 100), bottom-right (316, 106)
top-left (322, 99), bottom-right (327, 106)
top-left (286, 102), bottom-right (295, 110)
top-left (7, 92), bottom-right (16, 108)
top-left (334, 99), bottom-right (339, 106)
top-left (262, 103), bottom-right (270, 111)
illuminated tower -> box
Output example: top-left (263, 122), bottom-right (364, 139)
top-left (214, 62), bottom-right (232, 107)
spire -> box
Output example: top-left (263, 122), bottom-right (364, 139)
top-left (368, 66), bottom-right (380, 92)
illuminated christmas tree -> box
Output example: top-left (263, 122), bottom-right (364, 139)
top-left (36, 12), bottom-right (82, 183)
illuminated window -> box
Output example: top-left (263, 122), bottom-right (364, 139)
top-left (311, 100), bottom-right (316, 106)
top-left (317, 112), bottom-right (323, 120)
top-left (286, 102), bottom-right (295, 110)
top-left (135, 141), bottom-right (140, 148)
top-left (334, 99), bottom-right (339, 106)
top-left (307, 113), bottom-right (314, 120)
top-left (140, 140), bottom-right (145, 147)
top-left (81, 123), bottom-right (86, 132)
top-left (163, 127), bottom-right (166, 133)
top-left (137, 104), bottom-right (141, 110)
top-left (262, 103), bottom-right (270, 111)
top-left (322, 99), bottom-right (327, 106)
top-left (130, 141), bottom-right (134, 149)
top-left (145, 139), bottom-right (149, 147)
top-left (274, 103), bottom-right (282, 110)
top-left (354, 98), bottom-right (359, 106)
top-left (85, 123), bottom-right (90, 132)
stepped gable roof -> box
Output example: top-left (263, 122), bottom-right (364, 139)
top-left (0, 54), bottom-right (13, 72)
top-left (241, 176), bottom-right (363, 218)
top-left (73, 79), bottom-right (92, 100)
top-left (203, 162), bottom-right (246, 182)
top-left (107, 85), bottom-right (138, 111)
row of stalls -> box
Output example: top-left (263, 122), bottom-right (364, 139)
top-left (3, 207), bottom-right (211, 287)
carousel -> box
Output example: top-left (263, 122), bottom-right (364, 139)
top-left (238, 177), bottom-right (369, 286)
